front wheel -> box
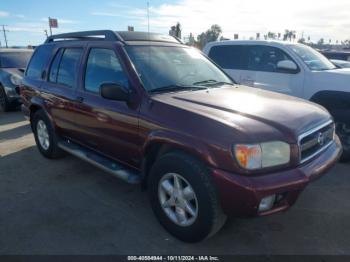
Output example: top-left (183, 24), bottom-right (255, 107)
top-left (336, 122), bottom-right (350, 162)
top-left (148, 151), bottom-right (226, 242)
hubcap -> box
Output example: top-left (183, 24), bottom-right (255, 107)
top-left (36, 120), bottom-right (50, 150)
top-left (158, 173), bottom-right (198, 227)
top-left (336, 122), bottom-right (350, 151)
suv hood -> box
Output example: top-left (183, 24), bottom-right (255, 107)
top-left (152, 85), bottom-right (331, 142)
top-left (1, 68), bottom-right (25, 77)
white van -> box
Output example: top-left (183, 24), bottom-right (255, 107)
top-left (203, 41), bottom-right (350, 160)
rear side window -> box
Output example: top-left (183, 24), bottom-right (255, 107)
top-left (49, 48), bottom-right (64, 82)
top-left (26, 45), bottom-right (54, 80)
top-left (84, 48), bottom-right (129, 93)
top-left (56, 48), bottom-right (83, 88)
top-left (208, 45), bottom-right (248, 70)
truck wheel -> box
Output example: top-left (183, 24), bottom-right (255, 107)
top-left (336, 122), bottom-right (350, 162)
top-left (32, 110), bottom-right (65, 159)
top-left (148, 151), bottom-right (227, 242)
top-left (0, 85), bottom-right (11, 112)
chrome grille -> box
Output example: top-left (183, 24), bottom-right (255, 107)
top-left (299, 121), bottom-right (335, 163)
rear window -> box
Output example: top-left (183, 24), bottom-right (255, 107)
top-left (0, 52), bottom-right (32, 68)
top-left (208, 45), bottom-right (248, 70)
top-left (26, 45), bottom-right (54, 80)
top-left (56, 48), bottom-right (83, 88)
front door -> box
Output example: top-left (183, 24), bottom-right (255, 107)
top-left (73, 43), bottom-right (140, 167)
top-left (246, 45), bottom-right (304, 97)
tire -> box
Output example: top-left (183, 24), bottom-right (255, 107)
top-left (0, 85), bottom-right (12, 112)
top-left (336, 122), bottom-right (350, 162)
top-left (32, 109), bottom-right (65, 159)
top-left (148, 151), bottom-right (227, 242)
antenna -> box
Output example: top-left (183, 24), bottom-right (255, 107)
top-left (147, 1), bottom-right (150, 34)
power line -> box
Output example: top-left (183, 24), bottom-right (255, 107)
top-left (1, 25), bottom-right (9, 48)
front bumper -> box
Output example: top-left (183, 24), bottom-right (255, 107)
top-left (4, 85), bottom-right (21, 102)
top-left (211, 136), bottom-right (342, 217)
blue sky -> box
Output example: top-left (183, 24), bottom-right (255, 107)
top-left (0, 0), bottom-right (349, 47)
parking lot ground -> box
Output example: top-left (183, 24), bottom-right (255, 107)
top-left (0, 111), bottom-right (350, 255)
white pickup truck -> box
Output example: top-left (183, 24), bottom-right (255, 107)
top-left (204, 41), bottom-right (350, 160)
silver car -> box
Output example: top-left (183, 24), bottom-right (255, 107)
top-left (0, 48), bottom-right (33, 112)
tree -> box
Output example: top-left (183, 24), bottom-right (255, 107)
top-left (298, 38), bottom-right (306, 44)
top-left (317, 38), bottom-right (325, 45)
top-left (267, 32), bottom-right (277, 40)
top-left (196, 24), bottom-right (222, 49)
top-left (283, 30), bottom-right (296, 41)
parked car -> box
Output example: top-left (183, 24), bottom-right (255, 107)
top-left (321, 50), bottom-right (350, 61)
top-left (21, 31), bottom-right (341, 242)
top-left (204, 41), bottom-right (350, 161)
top-left (0, 48), bottom-right (33, 112)
top-left (331, 59), bottom-right (350, 68)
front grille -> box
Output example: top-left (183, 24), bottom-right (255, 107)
top-left (299, 121), bottom-right (335, 163)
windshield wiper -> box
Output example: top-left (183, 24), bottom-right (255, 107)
top-left (148, 85), bottom-right (206, 94)
top-left (192, 79), bottom-right (234, 87)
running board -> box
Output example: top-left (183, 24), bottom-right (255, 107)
top-left (58, 140), bottom-right (142, 184)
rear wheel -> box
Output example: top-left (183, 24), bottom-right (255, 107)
top-left (148, 151), bottom-right (226, 242)
top-left (32, 110), bottom-right (65, 159)
top-left (336, 122), bottom-right (350, 162)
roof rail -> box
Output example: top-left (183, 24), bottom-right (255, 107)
top-left (45, 30), bottom-right (123, 43)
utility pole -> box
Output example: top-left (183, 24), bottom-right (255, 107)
top-left (1, 25), bottom-right (9, 48)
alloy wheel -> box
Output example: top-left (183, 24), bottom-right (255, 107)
top-left (158, 173), bottom-right (198, 227)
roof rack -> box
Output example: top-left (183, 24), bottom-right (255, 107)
top-left (45, 30), bottom-right (123, 43)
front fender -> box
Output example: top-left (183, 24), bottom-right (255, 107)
top-left (142, 129), bottom-right (218, 168)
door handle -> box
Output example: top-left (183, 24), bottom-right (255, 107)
top-left (75, 96), bottom-right (84, 103)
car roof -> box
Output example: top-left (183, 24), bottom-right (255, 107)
top-left (203, 40), bottom-right (301, 52)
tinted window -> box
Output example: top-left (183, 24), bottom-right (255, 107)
top-left (85, 48), bottom-right (129, 93)
top-left (57, 48), bottom-right (83, 87)
top-left (208, 45), bottom-right (248, 70)
top-left (0, 52), bottom-right (33, 68)
top-left (26, 45), bottom-right (54, 80)
top-left (247, 46), bottom-right (295, 73)
top-left (49, 49), bottom-right (64, 82)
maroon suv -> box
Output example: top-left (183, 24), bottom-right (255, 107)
top-left (21, 30), bottom-right (342, 242)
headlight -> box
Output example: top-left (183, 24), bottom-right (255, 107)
top-left (10, 75), bottom-right (22, 86)
top-left (234, 141), bottom-right (290, 170)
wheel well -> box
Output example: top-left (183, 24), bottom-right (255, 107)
top-left (29, 105), bottom-right (42, 130)
top-left (142, 142), bottom-right (200, 189)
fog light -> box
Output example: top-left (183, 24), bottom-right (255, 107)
top-left (259, 195), bottom-right (276, 212)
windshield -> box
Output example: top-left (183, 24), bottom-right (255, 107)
top-left (125, 46), bottom-right (233, 92)
top-left (0, 51), bottom-right (33, 68)
top-left (288, 44), bottom-right (336, 71)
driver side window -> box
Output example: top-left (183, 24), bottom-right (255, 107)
top-left (247, 46), bottom-right (294, 73)
top-left (84, 48), bottom-right (129, 93)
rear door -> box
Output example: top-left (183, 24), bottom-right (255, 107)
top-left (42, 44), bottom-right (84, 139)
top-left (73, 42), bottom-right (140, 166)
top-left (246, 45), bottom-right (304, 97)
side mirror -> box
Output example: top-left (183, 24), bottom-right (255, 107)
top-left (100, 83), bottom-right (130, 102)
top-left (277, 60), bottom-right (298, 73)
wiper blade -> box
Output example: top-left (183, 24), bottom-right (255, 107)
top-left (193, 79), bottom-right (234, 87)
top-left (148, 85), bottom-right (206, 94)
